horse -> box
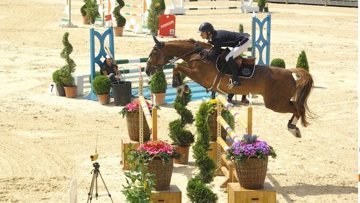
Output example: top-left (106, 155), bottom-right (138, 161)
top-left (145, 36), bottom-right (314, 138)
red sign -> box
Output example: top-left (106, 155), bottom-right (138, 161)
top-left (159, 15), bottom-right (176, 37)
top-left (105, 14), bottom-right (112, 21)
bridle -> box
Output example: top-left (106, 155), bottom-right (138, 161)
top-left (148, 42), bottom-right (203, 72)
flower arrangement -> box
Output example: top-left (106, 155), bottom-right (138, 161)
top-left (119, 99), bottom-right (152, 118)
top-left (226, 134), bottom-right (276, 163)
top-left (132, 141), bottom-right (180, 163)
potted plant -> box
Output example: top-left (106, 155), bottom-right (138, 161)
top-left (159, 0), bottom-right (166, 15)
top-left (120, 99), bottom-right (152, 142)
top-left (129, 141), bottom-right (180, 191)
top-left (122, 149), bottom-right (155, 202)
top-left (169, 91), bottom-right (194, 164)
top-left (149, 70), bottom-right (167, 105)
top-left (113, 0), bottom-right (126, 36)
top-left (80, 0), bottom-right (90, 24)
top-left (296, 50), bottom-right (310, 72)
top-left (52, 69), bottom-right (66, 96)
top-left (85, 0), bottom-right (100, 24)
top-left (270, 58), bottom-right (286, 68)
top-left (92, 75), bottom-right (111, 105)
top-left (257, 0), bottom-right (266, 12)
top-left (206, 99), bottom-right (235, 141)
top-left (187, 177), bottom-right (218, 203)
top-left (226, 134), bottom-right (276, 189)
top-left (147, 0), bottom-right (161, 35)
top-left (59, 32), bottom-right (77, 98)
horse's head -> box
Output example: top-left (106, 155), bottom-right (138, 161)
top-left (146, 36), bottom-right (167, 76)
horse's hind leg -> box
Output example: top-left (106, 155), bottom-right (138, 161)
top-left (264, 99), bottom-right (301, 138)
top-left (288, 114), bottom-right (301, 138)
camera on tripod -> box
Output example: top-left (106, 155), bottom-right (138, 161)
top-left (90, 153), bottom-right (99, 162)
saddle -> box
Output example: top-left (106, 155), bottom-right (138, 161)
top-left (215, 50), bottom-right (256, 78)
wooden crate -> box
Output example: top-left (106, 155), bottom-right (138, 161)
top-left (151, 185), bottom-right (181, 203)
top-left (120, 137), bottom-right (139, 170)
top-left (228, 182), bottom-right (276, 203)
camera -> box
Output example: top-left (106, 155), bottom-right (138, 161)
top-left (90, 153), bottom-right (99, 161)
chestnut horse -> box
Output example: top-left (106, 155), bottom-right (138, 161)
top-left (145, 37), bottom-right (314, 137)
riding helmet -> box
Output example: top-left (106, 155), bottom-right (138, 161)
top-left (199, 22), bottom-right (215, 33)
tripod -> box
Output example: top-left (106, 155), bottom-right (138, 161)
top-left (87, 162), bottom-right (114, 203)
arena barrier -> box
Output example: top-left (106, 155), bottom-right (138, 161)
top-left (60, 0), bottom-right (76, 28)
top-left (215, 94), bottom-right (253, 187)
top-left (123, 0), bottom-right (150, 33)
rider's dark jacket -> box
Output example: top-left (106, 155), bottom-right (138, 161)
top-left (206, 30), bottom-right (250, 61)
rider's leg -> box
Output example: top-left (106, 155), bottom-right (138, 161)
top-left (225, 41), bottom-right (250, 86)
top-left (227, 57), bottom-right (240, 86)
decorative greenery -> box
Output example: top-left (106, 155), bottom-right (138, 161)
top-left (119, 99), bottom-right (152, 118)
top-left (169, 120), bottom-right (194, 147)
top-left (113, 0), bottom-right (126, 27)
top-left (169, 87), bottom-right (194, 147)
top-left (147, 0), bottom-right (161, 34)
top-left (257, 0), bottom-right (266, 10)
top-left (226, 134), bottom-right (277, 164)
top-left (92, 75), bottom-right (111, 95)
top-left (296, 50), bottom-right (309, 72)
top-left (238, 23), bottom-right (244, 33)
top-left (159, 0), bottom-right (166, 11)
top-left (192, 102), bottom-right (216, 183)
top-left (81, 0), bottom-right (100, 23)
top-left (52, 69), bottom-right (65, 86)
top-left (206, 99), bottom-right (235, 138)
top-left (130, 141), bottom-right (180, 164)
top-left (80, 1), bottom-right (87, 16)
top-left (122, 145), bottom-right (155, 203)
top-left (150, 71), bottom-right (167, 93)
top-left (270, 58), bottom-right (286, 68)
top-left (187, 177), bottom-right (218, 203)
top-left (58, 32), bottom-right (76, 87)
top-left (89, 71), bottom-right (101, 83)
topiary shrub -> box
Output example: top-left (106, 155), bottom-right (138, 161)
top-left (238, 23), bottom-right (244, 33)
top-left (169, 91), bottom-right (194, 147)
top-left (89, 71), bottom-right (101, 83)
top-left (147, 0), bottom-right (161, 35)
top-left (59, 32), bottom-right (76, 87)
top-left (85, 0), bottom-right (100, 24)
top-left (150, 71), bottom-right (167, 93)
top-left (296, 50), bottom-right (309, 72)
top-left (113, 0), bottom-right (126, 27)
top-left (270, 58), bottom-right (286, 68)
top-left (92, 75), bottom-right (111, 95)
top-left (169, 119), bottom-right (194, 147)
top-left (52, 69), bottom-right (65, 86)
top-left (258, 0), bottom-right (266, 12)
top-left (187, 177), bottom-right (218, 203)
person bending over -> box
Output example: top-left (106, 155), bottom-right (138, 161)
top-left (101, 54), bottom-right (121, 83)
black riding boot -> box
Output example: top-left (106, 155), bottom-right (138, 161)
top-left (228, 57), bottom-right (240, 86)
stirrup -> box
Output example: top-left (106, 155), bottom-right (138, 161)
top-left (227, 79), bottom-right (234, 89)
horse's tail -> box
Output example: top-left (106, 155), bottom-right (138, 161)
top-left (290, 68), bottom-right (314, 127)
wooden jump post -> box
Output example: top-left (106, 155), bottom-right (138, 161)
top-left (215, 94), bottom-right (253, 187)
top-left (138, 67), bottom-right (157, 144)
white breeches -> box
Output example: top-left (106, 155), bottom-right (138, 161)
top-left (225, 39), bottom-right (251, 61)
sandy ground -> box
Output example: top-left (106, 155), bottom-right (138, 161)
top-left (0, 0), bottom-right (358, 202)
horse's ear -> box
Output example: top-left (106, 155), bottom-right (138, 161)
top-left (152, 35), bottom-right (164, 49)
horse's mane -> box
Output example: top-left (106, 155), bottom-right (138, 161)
top-left (166, 39), bottom-right (212, 49)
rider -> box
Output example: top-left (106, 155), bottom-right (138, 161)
top-left (198, 22), bottom-right (251, 86)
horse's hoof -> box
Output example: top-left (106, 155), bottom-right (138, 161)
top-left (288, 127), bottom-right (301, 138)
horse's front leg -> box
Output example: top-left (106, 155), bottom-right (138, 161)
top-left (172, 64), bottom-right (197, 88)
